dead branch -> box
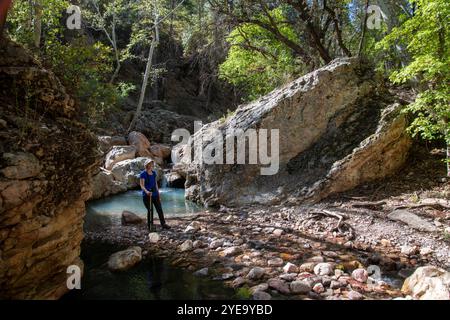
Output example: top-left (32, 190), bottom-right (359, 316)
top-left (350, 200), bottom-right (387, 209)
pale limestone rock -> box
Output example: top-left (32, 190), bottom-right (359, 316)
top-left (402, 266), bottom-right (450, 300)
top-left (104, 146), bottom-right (136, 170)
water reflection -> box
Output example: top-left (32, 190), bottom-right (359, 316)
top-left (64, 242), bottom-right (237, 300)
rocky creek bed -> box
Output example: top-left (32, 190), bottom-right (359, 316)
top-left (82, 196), bottom-right (450, 300)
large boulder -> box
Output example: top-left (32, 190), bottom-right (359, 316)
top-left (134, 107), bottom-right (197, 144)
top-left (127, 131), bottom-right (171, 165)
top-left (121, 211), bottom-right (143, 225)
top-left (166, 171), bottom-right (185, 188)
top-left (97, 135), bottom-right (127, 154)
top-left (90, 157), bottom-right (165, 199)
top-left (402, 266), bottom-right (450, 300)
top-left (149, 144), bottom-right (172, 161)
top-left (387, 209), bottom-right (437, 232)
top-left (127, 131), bottom-right (152, 157)
top-left (110, 157), bottom-right (163, 189)
top-left (171, 162), bottom-right (189, 181)
top-left (89, 168), bottom-right (127, 200)
top-left (301, 102), bottom-right (411, 203)
top-left (107, 246), bottom-right (142, 272)
top-left (1, 152), bottom-right (42, 179)
top-left (104, 145), bottom-right (136, 170)
top-left (185, 184), bottom-right (199, 201)
top-left (181, 58), bottom-right (411, 207)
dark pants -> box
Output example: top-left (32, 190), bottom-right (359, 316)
top-left (143, 195), bottom-right (166, 229)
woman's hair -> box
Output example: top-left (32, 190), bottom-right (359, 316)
top-left (144, 159), bottom-right (155, 169)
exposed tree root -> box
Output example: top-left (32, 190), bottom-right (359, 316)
top-left (393, 199), bottom-right (450, 211)
top-left (310, 209), bottom-right (355, 239)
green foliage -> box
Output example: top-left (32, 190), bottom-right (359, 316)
top-left (84, 0), bottom-right (135, 61)
top-left (409, 192), bottom-right (420, 203)
top-left (117, 82), bottom-right (137, 99)
top-left (7, 0), bottom-right (135, 129)
top-left (234, 286), bottom-right (252, 299)
top-left (219, 8), bottom-right (303, 101)
top-left (8, 0), bottom-right (69, 46)
top-left (121, 0), bottom-right (163, 59)
top-left (44, 39), bottom-right (112, 85)
top-left (5, 0), bottom-right (449, 152)
top-left (377, 0), bottom-right (450, 151)
top-left (180, 1), bottom-right (224, 54)
top-left (44, 38), bottom-right (134, 127)
top-left (218, 108), bottom-right (236, 124)
top-left (443, 231), bottom-right (450, 242)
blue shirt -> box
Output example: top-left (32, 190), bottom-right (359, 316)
top-left (139, 170), bottom-right (158, 197)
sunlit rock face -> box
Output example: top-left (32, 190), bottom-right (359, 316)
top-left (0, 38), bottom-right (100, 299)
top-left (402, 266), bottom-right (450, 300)
top-left (182, 58), bottom-right (411, 207)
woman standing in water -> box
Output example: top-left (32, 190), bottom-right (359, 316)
top-left (139, 159), bottom-right (171, 230)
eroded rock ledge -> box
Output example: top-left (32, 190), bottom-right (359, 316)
top-left (182, 58), bottom-right (411, 207)
top-left (0, 38), bottom-right (99, 299)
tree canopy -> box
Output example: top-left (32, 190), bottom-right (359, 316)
top-left (3, 0), bottom-right (450, 174)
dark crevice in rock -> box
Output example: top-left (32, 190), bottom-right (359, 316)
top-left (286, 96), bottom-right (384, 189)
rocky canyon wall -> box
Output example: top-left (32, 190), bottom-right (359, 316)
top-left (0, 38), bottom-right (100, 299)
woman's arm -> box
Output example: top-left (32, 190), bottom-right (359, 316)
top-left (140, 178), bottom-right (149, 195)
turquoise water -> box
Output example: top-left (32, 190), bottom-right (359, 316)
top-left (85, 188), bottom-right (202, 229)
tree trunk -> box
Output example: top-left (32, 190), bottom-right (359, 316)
top-left (127, 39), bottom-right (157, 133)
top-left (34, 0), bottom-right (43, 49)
top-left (169, 0), bottom-right (175, 37)
top-left (109, 14), bottom-right (121, 83)
top-left (358, 0), bottom-right (370, 58)
top-left (324, 4), bottom-right (352, 57)
top-left (447, 141), bottom-right (450, 177)
top-left (286, 0), bottom-right (332, 63)
top-left (0, 0), bottom-right (12, 36)
top-left (109, 53), bottom-right (121, 83)
top-left (127, 2), bottom-right (159, 133)
top-left (152, 72), bottom-right (158, 100)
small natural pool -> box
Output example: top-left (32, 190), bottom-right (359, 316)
top-left (64, 242), bottom-right (237, 300)
top-left (84, 188), bottom-right (203, 231)
top-left (65, 189), bottom-right (237, 300)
